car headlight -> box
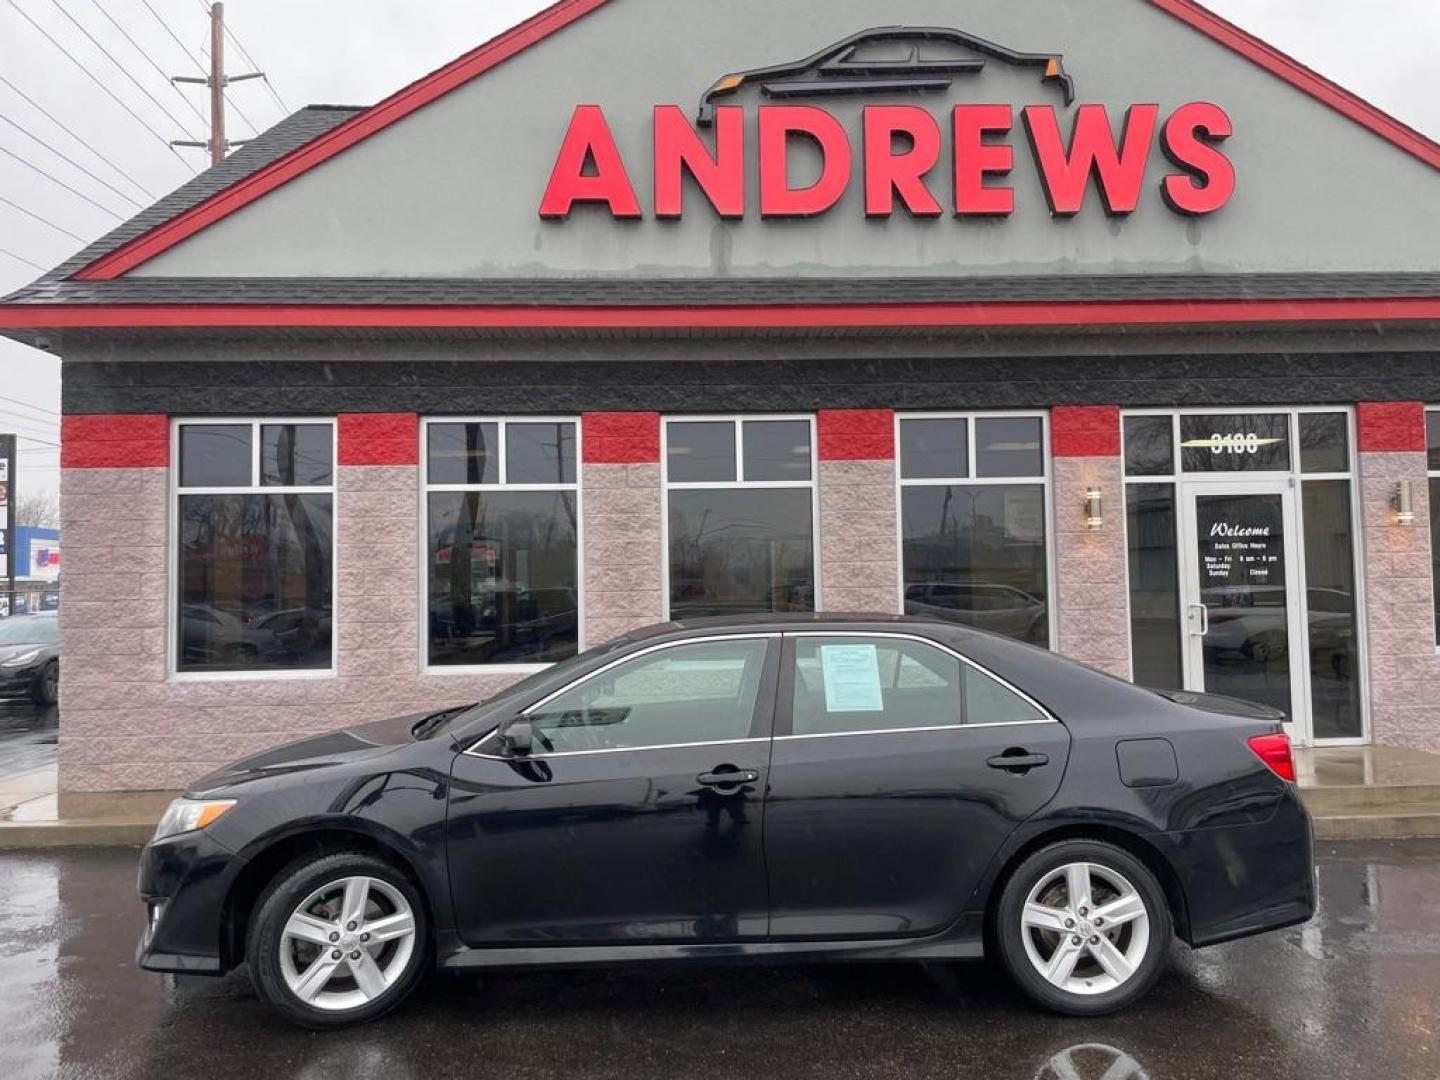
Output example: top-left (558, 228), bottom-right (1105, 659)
top-left (1, 649), bottom-right (41, 667)
top-left (152, 798), bottom-right (235, 843)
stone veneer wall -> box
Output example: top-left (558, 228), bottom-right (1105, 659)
top-left (817, 410), bottom-right (900, 614)
top-left (580, 413), bottom-right (665, 645)
top-left (1050, 407), bottom-right (1132, 679)
top-left (1356, 403), bottom-right (1440, 752)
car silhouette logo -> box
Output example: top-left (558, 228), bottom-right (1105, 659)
top-left (697, 25), bottom-right (1075, 126)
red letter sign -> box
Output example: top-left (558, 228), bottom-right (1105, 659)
top-left (539, 105), bottom-right (642, 219)
top-left (953, 104), bottom-right (1015, 216)
top-left (1022, 104), bottom-right (1158, 216)
top-left (654, 104), bottom-right (745, 219)
top-left (863, 106), bottom-right (941, 218)
top-left (759, 106), bottom-right (853, 218)
top-left (1161, 102), bottom-right (1235, 215)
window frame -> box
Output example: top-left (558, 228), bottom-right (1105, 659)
top-left (1121, 405), bottom-right (1370, 746)
top-left (893, 411), bottom-right (1056, 650)
top-left (464, 632), bottom-right (781, 758)
top-left (419, 415), bottom-right (584, 676)
top-left (1424, 406), bottom-right (1440, 654)
top-left (775, 630), bottom-right (1057, 740)
top-left (661, 414), bottom-right (821, 619)
top-left (168, 417), bottom-right (339, 682)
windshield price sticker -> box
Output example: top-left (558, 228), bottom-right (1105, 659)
top-left (819, 644), bottom-right (884, 713)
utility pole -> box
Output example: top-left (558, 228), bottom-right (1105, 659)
top-left (1, 433), bottom-right (15, 619)
top-left (172, 3), bottom-right (264, 166)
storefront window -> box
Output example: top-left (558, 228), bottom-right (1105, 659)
top-left (1303, 479), bottom-right (1362, 739)
top-left (900, 414), bottom-right (1050, 647)
top-left (1125, 483), bottom-right (1183, 689)
top-left (1178, 413), bottom-right (1291, 473)
top-left (665, 417), bottom-right (815, 619)
top-left (175, 420), bottom-right (334, 673)
top-left (425, 419), bottom-right (579, 667)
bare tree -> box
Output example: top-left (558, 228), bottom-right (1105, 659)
top-left (13, 489), bottom-right (59, 529)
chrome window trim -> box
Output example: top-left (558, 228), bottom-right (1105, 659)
top-left (466, 736), bottom-right (769, 761)
top-left (463, 633), bottom-right (781, 757)
top-left (774, 718), bottom-right (1054, 741)
top-left (782, 630), bottom-right (1059, 728)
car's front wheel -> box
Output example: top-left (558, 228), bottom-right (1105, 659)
top-left (247, 851), bottom-right (428, 1028)
top-left (31, 660), bottom-right (58, 705)
top-left (994, 839), bottom-right (1171, 1016)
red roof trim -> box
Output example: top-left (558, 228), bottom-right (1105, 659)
top-left (71, 0), bottom-right (615, 281)
top-left (5, 298), bottom-right (1440, 331)
top-left (1150, 0), bottom-right (1440, 172)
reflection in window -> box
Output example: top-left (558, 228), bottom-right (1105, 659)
top-left (901, 485), bottom-right (1049, 646)
top-left (665, 418), bottom-right (815, 619)
top-left (1126, 483), bottom-right (1182, 688)
top-left (529, 638), bottom-right (770, 752)
top-left (1124, 415), bottom-right (1174, 477)
top-left (425, 419), bottom-right (579, 667)
top-left (175, 420), bottom-right (334, 673)
top-left (1302, 480), bottom-right (1361, 738)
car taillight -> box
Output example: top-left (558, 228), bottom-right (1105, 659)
top-left (1248, 732), bottom-right (1296, 783)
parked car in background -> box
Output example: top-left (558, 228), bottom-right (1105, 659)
top-left (905, 581), bottom-right (1048, 643)
top-left (136, 614), bottom-right (1313, 1029)
top-left (0, 611), bottom-right (60, 704)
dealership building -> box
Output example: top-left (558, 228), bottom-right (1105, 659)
top-left (4, 0), bottom-right (1440, 794)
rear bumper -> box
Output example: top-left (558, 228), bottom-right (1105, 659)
top-left (136, 829), bottom-right (246, 976)
top-left (1148, 786), bottom-right (1316, 947)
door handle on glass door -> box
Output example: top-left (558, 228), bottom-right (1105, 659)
top-left (1188, 602), bottom-right (1209, 636)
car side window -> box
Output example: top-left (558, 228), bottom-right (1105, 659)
top-left (526, 638), bottom-right (771, 753)
top-left (790, 636), bottom-right (963, 735)
top-left (963, 664), bottom-right (1048, 725)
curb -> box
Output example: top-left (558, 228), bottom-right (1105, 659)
top-left (0, 821), bottom-right (153, 849)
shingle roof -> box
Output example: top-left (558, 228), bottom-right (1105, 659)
top-left (2, 105), bottom-right (362, 299)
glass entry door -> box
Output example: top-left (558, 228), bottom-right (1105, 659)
top-left (1179, 480), bottom-right (1307, 742)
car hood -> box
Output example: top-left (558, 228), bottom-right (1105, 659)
top-left (1154, 688), bottom-right (1288, 723)
top-left (188, 710), bottom-right (432, 793)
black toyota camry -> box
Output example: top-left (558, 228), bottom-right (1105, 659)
top-left (136, 615), bottom-right (1314, 1028)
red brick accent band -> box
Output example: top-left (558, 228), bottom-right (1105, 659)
top-left (1051, 405), bottom-right (1121, 457)
top-left (582, 412), bottom-right (660, 464)
top-left (818, 410), bottom-right (895, 461)
top-left (1356, 402), bottom-right (1426, 453)
top-left (338, 412), bottom-right (419, 466)
top-left (60, 414), bottom-right (169, 468)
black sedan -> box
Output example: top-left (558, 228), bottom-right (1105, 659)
top-left (136, 615), bottom-right (1314, 1028)
top-left (0, 611), bottom-right (59, 704)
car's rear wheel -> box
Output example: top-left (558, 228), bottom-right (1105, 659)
top-left (31, 661), bottom-right (57, 705)
top-left (994, 840), bottom-right (1170, 1016)
top-left (246, 851), bottom-right (428, 1028)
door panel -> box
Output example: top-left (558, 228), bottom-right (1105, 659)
top-left (764, 633), bottom-right (1071, 940)
top-left (445, 635), bottom-right (778, 946)
top-left (1181, 484), bottom-right (1305, 739)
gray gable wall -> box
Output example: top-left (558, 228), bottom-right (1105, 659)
top-left (128, 0), bottom-right (1440, 281)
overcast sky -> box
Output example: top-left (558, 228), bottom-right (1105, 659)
top-left (2, 0), bottom-right (1438, 501)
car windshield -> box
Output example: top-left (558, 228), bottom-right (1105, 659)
top-left (0, 616), bottom-right (58, 646)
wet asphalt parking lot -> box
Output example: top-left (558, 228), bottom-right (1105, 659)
top-left (1, 840), bottom-right (1437, 1080)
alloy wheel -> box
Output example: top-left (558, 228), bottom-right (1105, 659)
top-left (277, 875), bottom-right (417, 1012)
top-left (1019, 861), bottom-right (1151, 996)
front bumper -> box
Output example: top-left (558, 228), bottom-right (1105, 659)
top-left (1149, 785), bottom-right (1316, 947)
top-left (136, 827), bottom-right (247, 975)
top-left (0, 664), bottom-right (42, 695)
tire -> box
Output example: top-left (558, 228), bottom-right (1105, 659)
top-left (31, 661), bottom-right (58, 705)
top-left (994, 840), bottom-right (1171, 1017)
top-left (246, 850), bottom-right (429, 1029)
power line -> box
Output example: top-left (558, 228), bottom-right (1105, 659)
top-left (195, 0), bottom-right (288, 114)
top-left (0, 392), bottom-right (59, 417)
top-left (0, 194), bottom-right (87, 243)
top-left (0, 76), bottom-right (157, 201)
top-left (85, 0), bottom-right (208, 132)
top-left (0, 111), bottom-right (144, 210)
top-left (12, 434), bottom-right (60, 449)
top-left (0, 245), bottom-right (45, 271)
top-left (0, 144), bottom-right (125, 219)
top-left (135, 0), bottom-right (255, 136)
top-left (43, 0), bottom-right (204, 144)
top-left (0, 194), bottom-right (87, 242)
top-left (4, 0), bottom-right (198, 174)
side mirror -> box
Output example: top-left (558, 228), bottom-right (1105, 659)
top-left (498, 719), bottom-right (534, 758)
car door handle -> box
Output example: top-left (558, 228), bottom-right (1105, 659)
top-left (986, 752), bottom-right (1050, 772)
top-left (696, 770), bottom-right (759, 788)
